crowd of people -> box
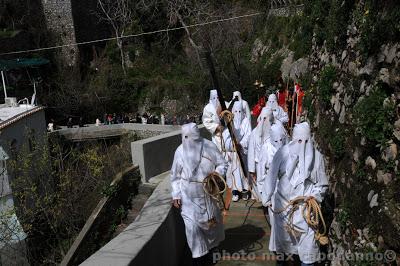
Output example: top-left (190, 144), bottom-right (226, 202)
top-left (170, 89), bottom-right (328, 266)
top-left (47, 112), bottom-right (202, 131)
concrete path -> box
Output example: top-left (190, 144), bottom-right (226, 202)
top-left (217, 197), bottom-right (276, 266)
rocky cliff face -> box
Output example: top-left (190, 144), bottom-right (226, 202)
top-left (308, 29), bottom-right (399, 266)
top-left (253, 1), bottom-right (399, 264)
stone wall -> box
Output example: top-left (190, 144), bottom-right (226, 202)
top-left (41, 0), bottom-right (78, 67)
top-left (251, 2), bottom-right (400, 263)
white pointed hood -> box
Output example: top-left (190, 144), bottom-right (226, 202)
top-left (233, 91), bottom-right (242, 101)
top-left (270, 122), bottom-right (287, 149)
top-left (255, 108), bottom-right (273, 144)
top-left (181, 123), bottom-right (203, 177)
top-left (209, 90), bottom-right (220, 111)
top-left (267, 94), bottom-right (278, 110)
top-left (232, 101), bottom-right (244, 132)
top-left (288, 122), bottom-right (314, 186)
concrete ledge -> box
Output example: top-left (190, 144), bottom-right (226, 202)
top-left (55, 123), bottom-right (181, 141)
top-left (81, 174), bottom-right (191, 266)
top-left (131, 125), bottom-right (210, 183)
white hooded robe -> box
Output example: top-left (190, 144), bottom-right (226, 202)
top-left (263, 122), bottom-right (329, 264)
top-left (247, 108), bottom-right (274, 198)
top-left (258, 94), bottom-right (289, 124)
top-left (229, 91), bottom-right (251, 123)
top-left (223, 102), bottom-right (251, 192)
top-left (202, 90), bottom-right (223, 151)
top-left (171, 123), bottom-right (228, 258)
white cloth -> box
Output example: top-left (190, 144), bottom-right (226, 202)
top-left (259, 94), bottom-right (288, 124)
top-left (223, 102), bottom-right (251, 192)
top-left (202, 90), bottom-right (223, 151)
top-left (259, 122), bottom-right (288, 251)
top-left (229, 91), bottom-right (251, 123)
top-left (170, 124), bottom-right (228, 258)
top-left (95, 119), bottom-right (101, 126)
top-left (263, 122), bottom-right (329, 263)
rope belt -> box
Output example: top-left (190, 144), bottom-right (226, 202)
top-left (270, 196), bottom-right (328, 245)
top-left (182, 173), bottom-right (228, 210)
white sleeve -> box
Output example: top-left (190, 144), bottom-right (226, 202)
top-left (262, 148), bottom-right (283, 204)
top-left (212, 145), bottom-right (228, 177)
top-left (170, 149), bottom-right (183, 200)
top-left (310, 153), bottom-right (329, 202)
top-left (239, 119), bottom-right (252, 153)
top-left (247, 134), bottom-right (256, 173)
top-left (202, 107), bottom-right (219, 134)
top-left (277, 107), bottom-right (289, 123)
top-left (244, 101), bottom-right (252, 123)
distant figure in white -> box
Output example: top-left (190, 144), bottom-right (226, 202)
top-left (223, 101), bottom-right (251, 202)
top-left (202, 90), bottom-right (224, 152)
top-left (262, 122), bottom-right (329, 265)
top-left (47, 122), bottom-right (54, 132)
top-left (230, 91), bottom-right (251, 123)
top-left (170, 123), bottom-right (227, 264)
top-left (259, 94), bottom-right (288, 124)
top-left (95, 118), bottom-right (101, 126)
top-left (160, 113), bottom-right (165, 125)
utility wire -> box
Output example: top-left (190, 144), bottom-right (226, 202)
top-left (0, 12), bottom-right (263, 56)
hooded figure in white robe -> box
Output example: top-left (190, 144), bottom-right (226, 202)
top-left (202, 90), bottom-right (223, 151)
top-left (247, 108), bottom-right (274, 199)
top-left (259, 122), bottom-right (288, 252)
top-left (263, 122), bottom-right (329, 264)
top-left (258, 94), bottom-right (288, 124)
top-left (170, 123), bottom-right (228, 259)
top-left (229, 91), bottom-right (251, 123)
top-left (223, 101), bottom-right (252, 201)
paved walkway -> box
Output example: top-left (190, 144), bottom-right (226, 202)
top-left (217, 192), bottom-right (276, 266)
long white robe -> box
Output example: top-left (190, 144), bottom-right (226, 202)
top-left (258, 106), bottom-right (289, 124)
top-left (247, 129), bottom-right (270, 197)
top-left (263, 145), bottom-right (328, 263)
top-left (171, 139), bottom-right (228, 258)
top-left (202, 103), bottom-right (223, 151)
top-left (222, 118), bottom-right (251, 191)
top-left (259, 141), bottom-right (278, 251)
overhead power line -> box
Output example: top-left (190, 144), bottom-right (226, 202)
top-left (0, 12), bottom-right (262, 56)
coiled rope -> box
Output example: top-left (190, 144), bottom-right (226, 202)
top-left (220, 110), bottom-right (234, 123)
top-left (203, 172), bottom-right (228, 210)
top-left (270, 196), bottom-right (328, 245)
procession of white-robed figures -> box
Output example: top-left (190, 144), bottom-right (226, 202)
top-left (170, 89), bottom-right (329, 266)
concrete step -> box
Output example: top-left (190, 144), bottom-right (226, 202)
top-left (217, 199), bottom-right (276, 266)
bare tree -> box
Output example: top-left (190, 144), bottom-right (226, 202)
top-left (97, 0), bottom-right (134, 75)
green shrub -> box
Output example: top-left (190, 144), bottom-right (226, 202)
top-left (330, 129), bottom-right (346, 157)
top-left (355, 1), bottom-right (400, 60)
top-left (317, 65), bottom-right (337, 105)
top-left (353, 87), bottom-right (396, 146)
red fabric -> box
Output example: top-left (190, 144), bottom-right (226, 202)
top-left (251, 96), bottom-right (265, 117)
top-left (277, 90), bottom-right (288, 112)
top-left (294, 84), bottom-right (305, 116)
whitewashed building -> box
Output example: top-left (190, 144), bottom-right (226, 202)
top-left (0, 101), bottom-right (46, 265)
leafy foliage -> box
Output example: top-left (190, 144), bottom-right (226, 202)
top-left (317, 65), bottom-right (337, 105)
top-left (8, 134), bottom-right (136, 264)
top-left (354, 0), bottom-right (400, 60)
top-left (330, 129), bottom-right (346, 157)
top-left (354, 87), bottom-right (396, 146)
